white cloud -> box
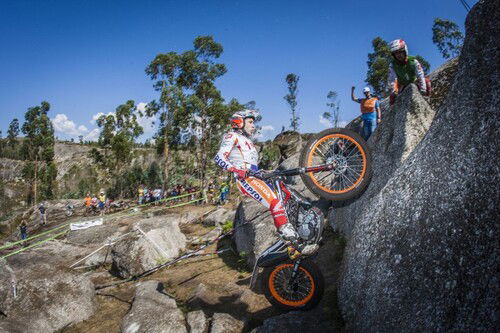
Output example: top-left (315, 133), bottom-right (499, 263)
top-left (52, 114), bottom-right (89, 136)
top-left (90, 112), bottom-right (115, 124)
top-left (135, 102), bottom-right (156, 134)
top-left (83, 128), bottom-right (100, 142)
top-left (255, 124), bottom-right (275, 140)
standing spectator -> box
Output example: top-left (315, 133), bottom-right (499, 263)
top-left (39, 203), bottom-right (47, 226)
top-left (207, 181), bottom-right (216, 204)
top-left (219, 182), bottom-right (230, 205)
top-left (84, 193), bottom-right (92, 207)
top-left (98, 191), bottom-right (106, 216)
top-left (138, 185), bottom-right (145, 205)
top-left (351, 86), bottom-right (381, 140)
top-left (19, 221), bottom-right (28, 242)
top-left (154, 187), bottom-right (162, 203)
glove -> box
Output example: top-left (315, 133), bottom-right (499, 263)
top-left (229, 167), bottom-right (247, 180)
top-left (278, 223), bottom-right (299, 244)
top-left (287, 246), bottom-right (301, 260)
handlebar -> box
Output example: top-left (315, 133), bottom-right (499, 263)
top-left (247, 163), bottom-right (336, 180)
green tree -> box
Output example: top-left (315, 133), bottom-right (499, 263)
top-left (145, 51), bottom-right (186, 191)
top-left (147, 36), bottom-right (240, 195)
top-left (20, 101), bottom-right (57, 204)
top-left (432, 18), bottom-right (464, 59)
top-left (147, 161), bottom-right (163, 186)
top-left (323, 90), bottom-right (341, 128)
top-left (366, 37), bottom-right (392, 96)
top-left (7, 118), bottom-right (20, 147)
top-left (284, 73), bottom-right (300, 131)
top-left (95, 100), bottom-right (144, 173)
top-left (366, 37), bottom-right (431, 97)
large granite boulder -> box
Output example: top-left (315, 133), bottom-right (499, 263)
top-left (203, 207), bottom-right (235, 227)
top-left (186, 310), bottom-right (209, 333)
top-left (0, 255), bottom-right (96, 333)
top-left (251, 310), bottom-right (335, 333)
top-left (331, 84), bottom-right (436, 237)
top-left (111, 216), bottom-right (186, 278)
top-left (210, 313), bottom-right (244, 333)
top-left (121, 280), bottom-right (187, 333)
top-left (338, 1), bottom-right (500, 331)
top-left (232, 198), bottom-right (278, 267)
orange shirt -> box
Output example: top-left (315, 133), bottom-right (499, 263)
top-left (84, 196), bottom-right (92, 207)
top-left (360, 97), bottom-right (378, 113)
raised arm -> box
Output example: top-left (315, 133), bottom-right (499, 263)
top-left (351, 86), bottom-right (358, 102)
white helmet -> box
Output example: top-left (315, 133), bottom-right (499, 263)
top-left (363, 87), bottom-right (371, 93)
top-left (230, 109), bottom-right (259, 129)
top-left (389, 39), bottom-right (408, 55)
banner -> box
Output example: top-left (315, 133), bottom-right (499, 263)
top-left (70, 218), bottom-right (103, 231)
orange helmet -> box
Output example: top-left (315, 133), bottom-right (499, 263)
top-left (230, 109), bottom-right (259, 129)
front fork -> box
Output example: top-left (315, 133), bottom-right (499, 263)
top-left (288, 258), bottom-right (302, 289)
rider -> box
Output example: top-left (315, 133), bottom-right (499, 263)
top-left (388, 39), bottom-right (430, 105)
top-left (214, 110), bottom-right (300, 246)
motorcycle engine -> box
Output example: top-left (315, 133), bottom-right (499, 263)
top-left (296, 207), bottom-right (324, 243)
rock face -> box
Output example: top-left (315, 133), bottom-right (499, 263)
top-left (0, 256), bottom-right (96, 333)
top-left (210, 313), bottom-right (244, 333)
top-left (338, 1), bottom-right (500, 331)
top-left (251, 310), bottom-right (334, 333)
top-left (187, 310), bottom-right (209, 333)
top-left (427, 57), bottom-right (459, 110)
top-left (331, 84), bottom-right (436, 237)
top-left (232, 197), bottom-right (278, 267)
top-left (203, 207), bottom-right (235, 227)
top-left (121, 280), bottom-right (187, 333)
top-left (111, 216), bottom-right (186, 278)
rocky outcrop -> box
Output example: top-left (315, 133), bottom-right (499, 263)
top-left (210, 313), bottom-right (244, 333)
top-left (0, 256), bottom-right (96, 333)
top-left (111, 216), bottom-right (186, 278)
top-left (338, 1), bottom-right (500, 331)
top-left (232, 198), bottom-right (278, 267)
top-left (203, 207), bottom-right (235, 227)
top-left (427, 57), bottom-right (459, 110)
top-left (331, 84), bottom-right (436, 237)
top-left (251, 310), bottom-right (335, 333)
top-left (0, 158), bottom-right (24, 182)
top-left (187, 310), bottom-right (209, 333)
top-left (121, 280), bottom-right (187, 333)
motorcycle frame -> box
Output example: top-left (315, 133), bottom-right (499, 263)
top-left (247, 163), bottom-right (332, 290)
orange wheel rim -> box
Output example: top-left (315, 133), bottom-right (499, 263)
top-left (268, 264), bottom-right (315, 307)
top-left (306, 134), bottom-right (367, 194)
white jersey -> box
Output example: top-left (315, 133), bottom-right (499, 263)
top-left (214, 131), bottom-right (258, 171)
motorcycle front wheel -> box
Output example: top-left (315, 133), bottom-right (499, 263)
top-left (261, 259), bottom-right (324, 311)
top-left (299, 128), bottom-right (372, 201)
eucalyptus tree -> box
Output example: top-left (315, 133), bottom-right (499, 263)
top-left (432, 18), bottom-right (464, 59)
top-left (7, 118), bottom-right (19, 147)
top-left (146, 36), bottom-right (241, 191)
top-left (94, 100), bottom-right (144, 174)
top-left (323, 90), bottom-right (341, 128)
top-left (284, 73), bottom-right (300, 131)
top-left (145, 51), bottom-right (185, 188)
top-left (21, 101), bottom-right (56, 204)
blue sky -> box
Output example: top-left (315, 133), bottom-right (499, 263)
top-left (0, 0), bottom-right (474, 142)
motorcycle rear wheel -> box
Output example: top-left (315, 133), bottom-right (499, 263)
top-left (262, 259), bottom-right (324, 311)
top-left (299, 128), bottom-right (372, 201)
